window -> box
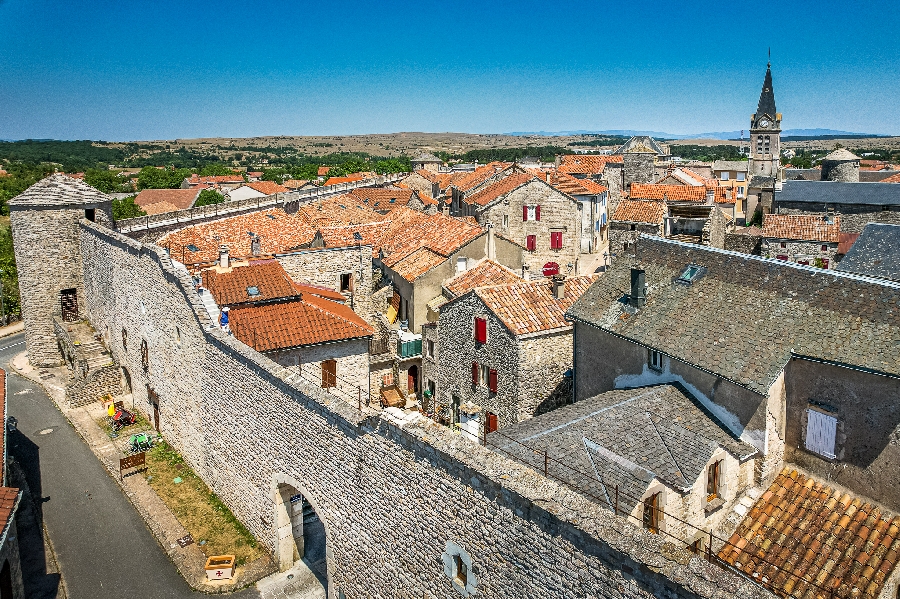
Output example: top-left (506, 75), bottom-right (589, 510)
top-left (453, 554), bottom-right (467, 587)
top-left (706, 460), bottom-right (721, 502)
top-left (642, 493), bottom-right (660, 533)
top-left (456, 257), bottom-right (467, 273)
top-left (84, 208), bottom-right (96, 222)
top-left (502, 214), bottom-right (508, 229)
top-left (471, 362), bottom-right (479, 386)
top-left (737, 172), bottom-right (746, 182)
top-left (427, 339), bottom-right (435, 358)
top-left (526, 235), bottom-right (536, 252)
top-left (60, 288), bottom-right (78, 322)
top-left (821, 258), bottom-right (830, 269)
top-left (550, 231), bottom-right (563, 250)
top-left (488, 368), bottom-right (497, 393)
top-left (523, 205), bottom-right (540, 221)
top-left (821, 244), bottom-right (828, 252)
top-left (676, 264), bottom-right (703, 283)
top-left (805, 408), bottom-right (837, 459)
top-left (648, 349), bottom-right (663, 371)
top-left (720, 172), bottom-right (729, 181)
top-left (321, 359), bottom-right (337, 388)
top-left (780, 242), bottom-right (787, 249)
top-left (474, 317), bottom-right (487, 343)
top-left (480, 364), bottom-right (489, 386)
top-left (340, 273), bottom-right (353, 292)
top-left (485, 411), bottom-right (498, 433)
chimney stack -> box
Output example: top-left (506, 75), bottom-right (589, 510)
top-left (552, 275), bottom-right (566, 299)
top-left (219, 245), bottom-right (230, 269)
top-left (486, 223), bottom-right (496, 260)
top-left (251, 236), bottom-right (261, 256)
top-left (630, 267), bottom-right (646, 308)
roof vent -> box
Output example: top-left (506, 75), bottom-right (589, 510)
top-left (629, 267), bottom-right (646, 308)
top-left (251, 236), bottom-right (261, 256)
top-left (247, 286), bottom-right (260, 297)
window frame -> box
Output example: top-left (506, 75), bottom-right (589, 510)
top-left (706, 460), bottom-right (721, 502)
top-left (642, 492), bottom-right (660, 533)
top-left (321, 359), bottom-right (337, 389)
top-left (339, 272), bottom-right (353, 292)
top-left (453, 554), bottom-right (467, 587)
top-left (648, 349), bottom-right (663, 371)
top-left (456, 256), bottom-right (467, 273)
top-left (474, 317), bottom-right (487, 344)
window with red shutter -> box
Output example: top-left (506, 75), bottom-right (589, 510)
top-left (489, 369), bottom-right (497, 393)
top-left (522, 205), bottom-right (528, 221)
top-left (535, 205), bottom-right (541, 221)
top-left (486, 411), bottom-right (498, 433)
top-left (526, 235), bottom-right (536, 252)
top-left (471, 362), bottom-right (479, 385)
top-left (475, 317), bottom-right (487, 343)
top-left (550, 231), bottom-right (563, 249)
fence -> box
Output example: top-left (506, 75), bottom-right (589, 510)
top-left (474, 424), bottom-right (845, 599)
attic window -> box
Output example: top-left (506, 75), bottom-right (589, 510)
top-left (267, 214), bottom-right (276, 220)
top-left (247, 286), bottom-right (260, 297)
top-left (677, 265), bottom-right (704, 284)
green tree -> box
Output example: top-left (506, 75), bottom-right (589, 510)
top-left (137, 166), bottom-right (191, 190)
top-left (198, 163), bottom-right (238, 177)
top-left (111, 196), bottom-right (146, 220)
top-left (373, 158), bottom-right (410, 174)
top-left (262, 168), bottom-right (290, 183)
top-left (84, 168), bottom-right (131, 193)
top-left (0, 221), bottom-right (20, 321)
top-left (194, 189), bottom-right (224, 207)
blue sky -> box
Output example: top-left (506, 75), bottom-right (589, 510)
top-left (1, 0), bottom-right (898, 141)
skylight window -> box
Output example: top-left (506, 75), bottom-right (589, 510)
top-left (186, 244), bottom-right (199, 252)
top-left (676, 264), bottom-right (705, 285)
top-left (267, 214), bottom-right (276, 220)
top-left (247, 286), bottom-right (260, 297)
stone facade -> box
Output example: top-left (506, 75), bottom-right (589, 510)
top-left (609, 222), bottom-right (661, 255)
top-left (623, 153), bottom-right (656, 187)
top-left (776, 201), bottom-right (900, 234)
top-left (760, 238), bottom-right (838, 268)
top-left (724, 231), bottom-right (762, 255)
top-left (69, 220), bottom-right (771, 599)
top-left (276, 246), bottom-right (374, 321)
top-left (475, 180), bottom-right (581, 277)
top-left (821, 159), bottom-right (860, 182)
top-left (270, 338), bottom-right (371, 403)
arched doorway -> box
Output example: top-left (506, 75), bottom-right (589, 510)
top-left (273, 478), bottom-right (328, 595)
top-left (407, 364), bottom-right (419, 394)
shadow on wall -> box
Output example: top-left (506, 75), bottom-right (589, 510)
top-left (534, 377), bottom-right (573, 417)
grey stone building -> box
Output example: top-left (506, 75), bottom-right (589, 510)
top-left (820, 148), bottom-right (861, 182)
top-left (567, 235), bottom-right (900, 512)
top-left (428, 275), bottom-right (595, 436)
top-left (759, 213), bottom-right (840, 268)
top-left (746, 64), bottom-right (783, 217)
top-left (835, 223), bottom-right (900, 281)
top-left (608, 199), bottom-right (665, 254)
top-left (772, 179), bottom-right (900, 233)
top-left (9, 174), bottom-right (112, 367)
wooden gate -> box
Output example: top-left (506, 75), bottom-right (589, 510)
top-left (60, 288), bottom-right (78, 322)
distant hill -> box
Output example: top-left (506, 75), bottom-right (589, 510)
top-left (505, 129), bottom-right (889, 141)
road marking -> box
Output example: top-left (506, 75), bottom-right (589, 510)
top-left (0, 340), bottom-right (24, 352)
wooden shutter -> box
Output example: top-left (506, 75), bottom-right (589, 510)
top-left (551, 231), bottom-right (562, 249)
top-left (321, 359), bottom-right (337, 388)
top-left (535, 205), bottom-right (541, 221)
top-left (488, 369), bottom-right (497, 393)
top-left (805, 409), bottom-right (837, 459)
top-left (486, 411), bottom-right (498, 433)
top-left (526, 235), bottom-right (536, 251)
top-left (522, 205), bottom-right (528, 221)
top-left (471, 362), bottom-right (479, 385)
top-left (475, 317), bottom-right (487, 343)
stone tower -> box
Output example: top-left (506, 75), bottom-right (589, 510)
top-left (748, 63), bottom-right (782, 180)
top-left (820, 148), bottom-right (861, 182)
top-left (9, 175), bottom-right (113, 367)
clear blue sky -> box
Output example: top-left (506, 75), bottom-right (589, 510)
top-left (1, 0), bottom-right (898, 141)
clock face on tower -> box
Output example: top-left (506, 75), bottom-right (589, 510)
top-left (757, 118), bottom-right (771, 129)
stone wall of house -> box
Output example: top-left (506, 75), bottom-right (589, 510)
top-left (67, 363), bottom-right (123, 408)
top-left (821, 160), bottom-right (860, 183)
top-left (479, 180), bottom-right (581, 277)
top-left (399, 173), bottom-right (436, 198)
top-left (609, 222), bottom-right (661, 255)
top-left (724, 232), bottom-right (762, 255)
top-left (707, 206), bottom-right (728, 249)
top-left (70, 219), bottom-right (774, 599)
top-left (775, 201), bottom-right (900, 234)
top-left (624, 154), bottom-right (656, 187)
top-left (784, 358), bottom-right (900, 511)
top-left (760, 239), bottom-right (838, 268)
top-left (515, 328), bottom-right (574, 419)
top-left (420, 322), bottom-right (439, 413)
top-left (272, 338), bottom-right (372, 404)
top-left (276, 246), bottom-right (374, 320)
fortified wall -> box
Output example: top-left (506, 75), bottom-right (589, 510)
top-left (72, 216), bottom-right (772, 598)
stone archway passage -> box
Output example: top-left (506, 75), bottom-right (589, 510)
top-left (272, 478), bottom-right (328, 597)
top-left (275, 483), bottom-right (305, 570)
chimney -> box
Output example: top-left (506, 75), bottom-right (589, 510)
top-left (630, 267), bottom-right (646, 308)
top-left (486, 223), bottom-right (496, 260)
top-left (706, 189), bottom-right (715, 203)
top-left (251, 236), bottom-right (261, 256)
top-left (522, 264), bottom-right (529, 280)
top-left (552, 275), bottom-right (566, 299)
top-left (219, 245), bottom-right (230, 269)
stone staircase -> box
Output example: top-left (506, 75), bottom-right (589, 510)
top-left (53, 317), bottom-right (122, 407)
top-left (197, 287), bottom-right (220, 323)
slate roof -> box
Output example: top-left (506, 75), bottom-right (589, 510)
top-left (488, 384), bottom-right (757, 513)
top-left (755, 64), bottom-right (777, 119)
top-left (719, 468), bottom-right (900, 599)
top-left (761, 214), bottom-right (841, 243)
top-left (202, 261), bottom-right (299, 307)
top-left (712, 160), bottom-right (750, 172)
top-left (474, 275), bottom-right (596, 336)
top-left (412, 152), bottom-right (442, 163)
top-left (835, 223), bottom-right (900, 281)
top-left (613, 136), bottom-right (668, 156)
top-left (566, 236), bottom-right (900, 395)
top-left (229, 294), bottom-right (373, 352)
top-left (10, 174), bottom-right (111, 207)
top-left (444, 259), bottom-right (522, 298)
top-left (776, 180), bottom-right (900, 206)
top-left (611, 199), bottom-right (665, 225)
top-left (135, 188), bottom-right (201, 212)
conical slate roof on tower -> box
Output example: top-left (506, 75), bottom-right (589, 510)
top-left (756, 64), bottom-right (777, 119)
top-left (9, 173), bottom-right (110, 207)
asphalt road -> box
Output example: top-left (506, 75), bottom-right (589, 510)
top-left (1, 333), bottom-right (261, 599)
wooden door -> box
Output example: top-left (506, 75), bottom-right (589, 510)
top-left (149, 388), bottom-right (160, 431)
top-left (60, 288), bottom-right (78, 322)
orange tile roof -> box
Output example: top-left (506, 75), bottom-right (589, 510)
top-left (557, 155), bottom-right (622, 175)
top-left (611, 199), bottom-right (666, 224)
top-left (318, 166), bottom-right (331, 176)
top-left (542, 171), bottom-right (608, 196)
top-left (445, 259), bottom-right (522, 297)
top-left (0, 487), bottom-right (20, 539)
top-left (350, 187), bottom-right (415, 211)
top-left (323, 174), bottom-right (365, 186)
top-left (317, 221), bottom-right (391, 256)
top-left (464, 172), bottom-right (535, 206)
top-left (293, 282), bottom-right (346, 302)
top-left (135, 188), bottom-right (200, 211)
top-left (246, 181), bottom-right (289, 195)
top-left (159, 209), bottom-right (317, 264)
top-left (141, 201), bottom-right (182, 216)
top-left (719, 468), bottom-right (900, 599)
top-left (475, 275), bottom-right (597, 335)
top-left (450, 162), bottom-right (512, 192)
top-left (629, 183), bottom-right (730, 203)
top-left (229, 294), bottom-right (373, 352)
top-left (296, 194), bottom-right (384, 229)
top-left (185, 174), bottom-right (244, 185)
top-left (762, 214), bottom-right (841, 243)
top-left (881, 172), bottom-right (900, 183)
top-left (247, 171), bottom-right (263, 177)
top-left (282, 179), bottom-right (311, 189)
top-left (839, 232), bottom-right (860, 254)
top-left (202, 261), bottom-right (299, 307)
top-left (387, 246), bottom-right (447, 281)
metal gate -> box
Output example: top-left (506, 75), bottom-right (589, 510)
top-left (60, 288), bottom-right (78, 322)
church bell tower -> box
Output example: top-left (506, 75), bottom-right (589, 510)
top-left (749, 63), bottom-right (782, 179)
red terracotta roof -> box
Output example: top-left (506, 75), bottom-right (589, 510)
top-left (719, 468), bottom-right (900, 599)
top-left (247, 171), bottom-right (263, 177)
top-left (296, 195), bottom-right (384, 229)
top-left (881, 172), bottom-right (900, 183)
top-left (185, 174), bottom-right (244, 185)
top-left (229, 294), bottom-right (373, 352)
top-left (475, 275), bottom-right (597, 335)
top-left (450, 162), bottom-right (512, 192)
top-left (323, 175), bottom-right (365, 186)
top-left (445, 260), bottom-right (522, 297)
top-left (282, 179), bottom-right (311, 189)
top-left (202, 261), bottom-right (299, 307)
top-left (557, 155), bottom-right (623, 176)
top-left (629, 183), bottom-right (730, 203)
top-left (159, 209), bottom-right (316, 264)
top-left (141, 201), bottom-right (182, 216)
top-left (318, 166), bottom-right (331, 176)
top-left (245, 181), bottom-right (288, 195)
top-left (762, 214), bottom-right (841, 243)
top-left (317, 221), bottom-right (391, 256)
top-left (839, 232), bottom-right (860, 254)
top-left (350, 187), bottom-right (415, 211)
top-left (293, 282), bottom-right (346, 302)
top-left (611, 199), bottom-right (665, 225)
top-left (541, 171), bottom-right (608, 195)
top-left (135, 188), bottom-right (201, 211)
top-left (464, 172), bottom-right (535, 206)
top-left (0, 487), bottom-right (19, 540)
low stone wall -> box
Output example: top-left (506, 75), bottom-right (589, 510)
top-left (77, 219), bottom-right (775, 599)
top-left (68, 363), bottom-right (122, 408)
top-left (724, 232), bottom-right (762, 255)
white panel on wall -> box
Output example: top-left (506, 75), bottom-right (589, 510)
top-left (805, 409), bottom-right (837, 459)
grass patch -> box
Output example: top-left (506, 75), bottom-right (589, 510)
top-left (145, 441), bottom-right (263, 565)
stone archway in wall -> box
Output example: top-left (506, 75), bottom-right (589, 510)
top-left (272, 474), bottom-right (330, 595)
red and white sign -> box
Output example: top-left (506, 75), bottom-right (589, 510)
top-left (542, 262), bottom-right (560, 277)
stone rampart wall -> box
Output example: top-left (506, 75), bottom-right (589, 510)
top-left (76, 219), bottom-right (774, 599)
top-left (68, 363), bottom-right (123, 408)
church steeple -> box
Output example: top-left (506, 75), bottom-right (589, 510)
top-left (748, 62), bottom-right (782, 182)
top-left (756, 63), bottom-right (777, 121)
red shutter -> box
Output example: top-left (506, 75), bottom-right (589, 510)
top-left (489, 369), bottom-right (498, 393)
top-left (486, 411), bottom-right (498, 433)
top-left (522, 205), bottom-right (528, 221)
top-left (535, 205), bottom-right (541, 221)
top-left (472, 362), bottom-right (479, 385)
top-left (475, 317), bottom-right (487, 343)
top-left (526, 235), bottom-right (536, 251)
top-left (551, 231), bottom-right (563, 249)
